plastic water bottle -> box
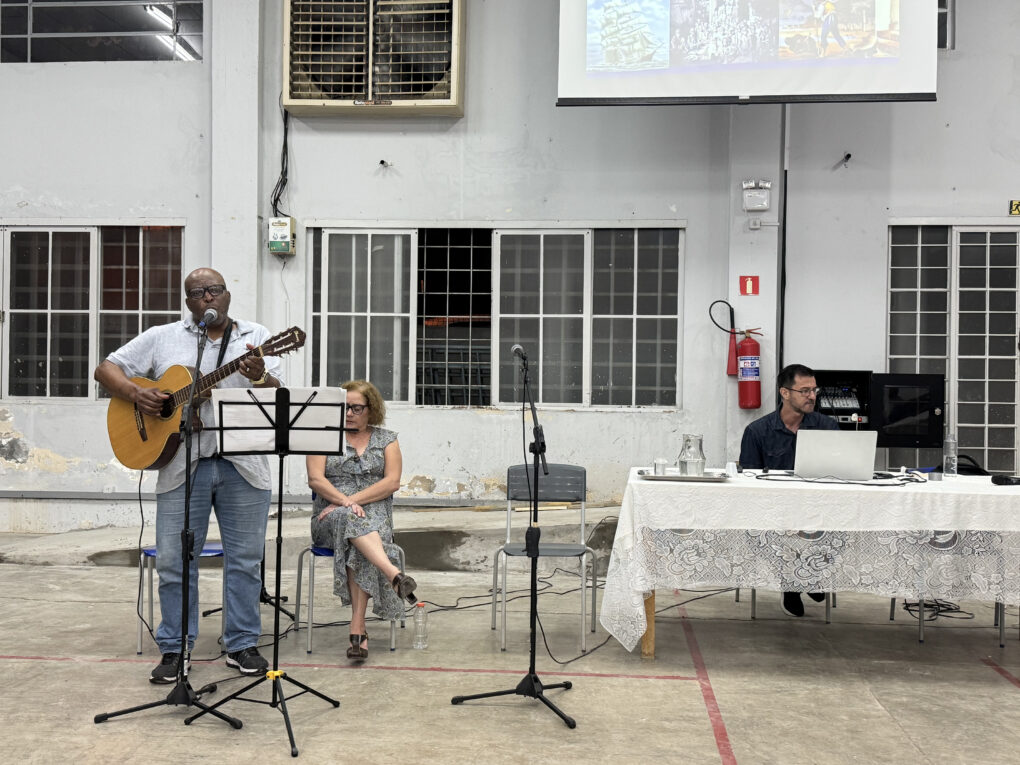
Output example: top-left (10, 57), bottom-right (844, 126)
top-left (412, 602), bottom-right (428, 649)
top-left (943, 432), bottom-right (958, 477)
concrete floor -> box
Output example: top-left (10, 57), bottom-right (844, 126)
top-left (2, 509), bottom-right (1020, 764)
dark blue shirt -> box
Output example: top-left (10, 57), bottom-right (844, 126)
top-left (739, 409), bottom-right (840, 470)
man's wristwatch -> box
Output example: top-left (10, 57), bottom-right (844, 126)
top-left (252, 369), bottom-right (270, 386)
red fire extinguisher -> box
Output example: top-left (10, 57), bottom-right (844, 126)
top-left (737, 329), bottom-right (763, 410)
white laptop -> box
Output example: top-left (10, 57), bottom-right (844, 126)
top-left (794, 430), bottom-right (878, 482)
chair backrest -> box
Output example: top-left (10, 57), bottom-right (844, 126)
top-left (505, 463), bottom-right (587, 543)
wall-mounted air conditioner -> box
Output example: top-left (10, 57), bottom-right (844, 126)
top-left (283, 0), bottom-right (464, 116)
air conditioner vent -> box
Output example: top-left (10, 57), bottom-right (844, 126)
top-left (284, 0), bottom-right (463, 116)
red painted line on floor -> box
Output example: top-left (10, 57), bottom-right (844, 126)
top-left (0, 654), bottom-right (696, 681)
top-left (982, 657), bottom-right (1020, 689)
top-left (679, 608), bottom-right (736, 765)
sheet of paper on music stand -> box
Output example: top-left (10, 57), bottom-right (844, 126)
top-left (211, 387), bottom-right (346, 455)
top-left (212, 387), bottom-right (281, 454)
top-left (287, 387), bottom-right (346, 453)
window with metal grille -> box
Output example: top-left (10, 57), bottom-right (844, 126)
top-left (887, 224), bottom-right (1018, 473)
top-left (284, 0), bottom-right (461, 113)
top-left (311, 225), bottom-right (684, 408)
top-left (2, 225), bottom-right (183, 398)
top-left (0, 1), bottom-right (202, 63)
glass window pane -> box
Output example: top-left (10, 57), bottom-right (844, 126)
top-left (142, 227), bottom-right (181, 311)
top-left (959, 269), bottom-right (986, 289)
top-left (989, 405), bottom-right (1016, 425)
top-left (498, 317), bottom-right (538, 403)
top-left (958, 358), bottom-right (985, 379)
top-left (920, 246), bottom-right (948, 268)
top-left (636, 229), bottom-right (679, 316)
top-left (958, 291), bottom-right (985, 311)
top-left (889, 336), bottom-right (916, 355)
top-left (986, 450), bottom-right (1015, 473)
top-left (542, 235), bottom-right (584, 315)
top-left (920, 292), bottom-right (947, 311)
top-left (957, 403), bottom-right (985, 424)
top-left (888, 314), bottom-right (916, 334)
top-left (635, 318), bottom-right (677, 406)
top-left (989, 336), bottom-right (1016, 356)
top-left (959, 231), bottom-right (987, 245)
top-left (919, 269), bottom-right (947, 289)
top-left (989, 291), bottom-right (1016, 311)
top-left (958, 335), bottom-right (985, 355)
top-left (988, 428), bottom-right (1015, 448)
top-left (99, 314), bottom-right (139, 364)
top-left (989, 268), bottom-right (1016, 289)
top-left (369, 234), bottom-right (411, 314)
top-left (989, 313), bottom-right (1016, 335)
top-left (49, 313), bottom-right (89, 396)
top-left (988, 359), bottom-right (1014, 380)
top-left (11, 231), bottom-right (50, 310)
top-left (958, 314), bottom-right (986, 334)
top-left (541, 317), bottom-right (583, 403)
top-left (988, 381), bottom-right (1015, 403)
top-left (918, 358), bottom-right (945, 375)
top-left (958, 427), bottom-right (985, 448)
top-left (327, 234), bottom-right (367, 313)
top-left (368, 316), bottom-right (409, 401)
top-left (890, 226), bottom-right (918, 245)
top-left (326, 315), bottom-right (366, 387)
top-left (51, 232), bottom-right (90, 310)
top-left (921, 226), bottom-right (949, 244)
top-left (959, 245), bottom-right (986, 267)
top-left (889, 292), bottom-right (916, 311)
top-left (499, 235), bottom-right (540, 314)
top-left (591, 317), bottom-right (633, 406)
top-left (889, 358), bottom-right (916, 373)
top-left (918, 313), bottom-right (946, 334)
top-left (958, 381), bottom-right (985, 402)
top-left (889, 270), bottom-right (917, 289)
top-left (989, 245), bottom-right (1017, 267)
top-left (919, 336), bottom-right (945, 356)
top-left (101, 227), bottom-right (139, 311)
top-left (593, 230), bottom-right (634, 315)
top-left (889, 246), bottom-right (916, 268)
top-left (8, 313), bottom-right (47, 396)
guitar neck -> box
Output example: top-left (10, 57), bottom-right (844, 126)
top-left (169, 351), bottom-right (256, 410)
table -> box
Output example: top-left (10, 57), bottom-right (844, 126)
top-left (599, 468), bottom-right (1020, 656)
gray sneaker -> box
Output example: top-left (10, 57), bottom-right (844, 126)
top-left (150, 652), bottom-right (188, 684)
top-left (226, 646), bottom-right (268, 676)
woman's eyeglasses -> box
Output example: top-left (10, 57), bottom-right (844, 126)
top-left (346, 403), bottom-right (369, 415)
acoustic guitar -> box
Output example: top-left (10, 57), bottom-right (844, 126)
top-left (106, 326), bottom-right (306, 470)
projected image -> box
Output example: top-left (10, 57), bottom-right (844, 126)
top-left (669, 0), bottom-right (780, 67)
top-left (587, 0), bottom-right (670, 72)
top-left (779, 0), bottom-right (901, 60)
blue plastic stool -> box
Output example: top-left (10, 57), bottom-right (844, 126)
top-left (137, 544), bottom-right (225, 654)
top-left (294, 545), bottom-right (407, 653)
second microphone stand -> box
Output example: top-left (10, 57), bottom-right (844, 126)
top-left (451, 352), bottom-right (576, 727)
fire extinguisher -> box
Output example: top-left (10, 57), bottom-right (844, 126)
top-left (737, 329), bottom-right (763, 410)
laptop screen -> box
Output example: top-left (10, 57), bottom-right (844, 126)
top-left (794, 430), bottom-right (878, 482)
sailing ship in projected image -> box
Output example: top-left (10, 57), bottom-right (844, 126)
top-left (587, 0), bottom-right (668, 72)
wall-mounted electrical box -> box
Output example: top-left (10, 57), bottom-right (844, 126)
top-left (268, 217), bottom-right (296, 256)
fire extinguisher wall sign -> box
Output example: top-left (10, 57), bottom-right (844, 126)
top-left (737, 330), bottom-right (762, 409)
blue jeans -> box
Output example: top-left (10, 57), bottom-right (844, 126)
top-left (155, 457), bottom-right (270, 654)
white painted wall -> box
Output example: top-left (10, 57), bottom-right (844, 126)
top-left (2, 1), bottom-right (1016, 530)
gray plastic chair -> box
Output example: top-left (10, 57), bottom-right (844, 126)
top-left (490, 463), bottom-right (597, 652)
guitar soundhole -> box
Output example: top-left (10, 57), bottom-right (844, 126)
top-left (159, 397), bottom-right (175, 419)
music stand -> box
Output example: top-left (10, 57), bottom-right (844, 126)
top-left (184, 386), bottom-right (344, 756)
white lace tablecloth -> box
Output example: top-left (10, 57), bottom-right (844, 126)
top-left (600, 469), bottom-right (1020, 651)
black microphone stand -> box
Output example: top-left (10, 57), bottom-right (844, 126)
top-left (451, 351), bottom-right (576, 728)
top-left (96, 319), bottom-right (242, 728)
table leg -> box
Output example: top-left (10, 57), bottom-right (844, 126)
top-left (640, 591), bottom-right (656, 659)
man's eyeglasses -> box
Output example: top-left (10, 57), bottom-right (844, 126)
top-left (784, 386), bottom-right (821, 397)
top-left (186, 284), bottom-right (227, 300)
top-left (346, 403), bottom-right (369, 415)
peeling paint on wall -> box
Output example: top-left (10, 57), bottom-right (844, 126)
top-left (0, 436), bottom-right (29, 463)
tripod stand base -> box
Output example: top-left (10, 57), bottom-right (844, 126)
top-left (94, 677), bottom-right (243, 728)
top-left (452, 673), bottom-right (576, 729)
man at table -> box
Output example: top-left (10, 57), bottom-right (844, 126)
top-left (738, 363), bottom-right (839, 618)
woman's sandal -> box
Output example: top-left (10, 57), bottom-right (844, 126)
top-left (347, 633), bottom-right (368, 661)
top-left (392, 572), bottom-right (418, 604)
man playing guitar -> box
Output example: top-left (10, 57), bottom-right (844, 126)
top-left (95, 268), bottom-right (283, 683)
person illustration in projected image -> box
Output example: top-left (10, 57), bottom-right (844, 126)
top-left (815, 1), bottom-right (848, 56)
top-left (94, 267), bottom-right (281, 683)
top-left (306, 379), bottom-right (418, 662)
top-left (738, 363), bottom-right (839, 618)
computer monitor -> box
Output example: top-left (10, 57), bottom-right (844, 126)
top-left (868, 373), bottom-right (945, 449)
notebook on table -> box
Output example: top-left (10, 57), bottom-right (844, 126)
top-left (794, 429), bottom-right (878, 481)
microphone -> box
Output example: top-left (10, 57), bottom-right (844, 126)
top-left (511, 344), bottom-right (527, 362)
top-left (199, 308), bottom-right (218, 328)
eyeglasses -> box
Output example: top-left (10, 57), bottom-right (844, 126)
top-left (346, 403), bottom-right (369, 415)
top-left (785, 386), bottom-right (821, 396)
top-left (186, 284), bottom-right (227, 300)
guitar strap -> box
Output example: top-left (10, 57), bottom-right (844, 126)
top-left (214, 319), bottom-right (234, 368)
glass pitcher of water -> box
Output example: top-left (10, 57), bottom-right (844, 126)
top-left (676, 434), bottom-right (706, 477)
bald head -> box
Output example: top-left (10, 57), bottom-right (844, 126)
top-left (184, 268), bottom-right (231, 329)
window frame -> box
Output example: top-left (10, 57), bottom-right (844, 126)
top-left (308, 220), bottom-right (686, 410)
top-left (0, 220), bottom-right (186, 402)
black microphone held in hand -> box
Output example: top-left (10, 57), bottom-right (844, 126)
top-left (511, 343), bottom-right (527, 362)
top-left (199, 308), bottom-right (218, 328)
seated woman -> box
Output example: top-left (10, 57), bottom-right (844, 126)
top-left (307, 379), bottom-right (417, 662)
